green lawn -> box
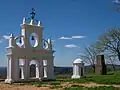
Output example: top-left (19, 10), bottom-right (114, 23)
top-left (57, 72), bottom-right (120, 84)
top-left (64, 86), bottom-right (120, 90)
top-left (14, 72), bottom-right (120, 89)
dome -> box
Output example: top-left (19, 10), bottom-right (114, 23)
top-left (73, 58), bottom-right (83, 64)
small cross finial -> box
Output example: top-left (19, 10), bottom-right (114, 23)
top-left (30, 8), bottom-right (36, 20)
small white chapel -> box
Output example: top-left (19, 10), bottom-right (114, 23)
top-left (71, 58), bottom-right (84, 79)
top-left (5, 8), bottom-right (56, 84)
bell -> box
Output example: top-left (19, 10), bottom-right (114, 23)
top-left (44, 43), bottom-right (45, 46)
top-left (19, 38), bottom-right (22, 43)
top-left (31, 36), bottom-right (34, 40)
top-left (43, 42), bottom-right (46, 47)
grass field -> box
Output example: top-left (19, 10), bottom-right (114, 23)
top-left (12, 71), bottom-right (120, 90)
top-left (56, 72), bottom-right (120, 84)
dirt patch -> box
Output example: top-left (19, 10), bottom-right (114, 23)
top-left (61, 82), bottom-right (120, 88)
top-left (0, 83), bottom-right (50, 90)
top-left (0, 81), bottom-right (120, 90)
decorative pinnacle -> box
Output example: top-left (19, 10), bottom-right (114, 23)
top-left (38, 21), bottom-right (42, 26)
top-left (10, 33), bottom-right (14, 38)
top-left (48, 38), bottom-right (52, 44)
top-left (23, 17), bottom-right (26, 24)
top-left (30, 19), bottom-right (34, 25)
top-left (30, 8), bottom-right (36, 20)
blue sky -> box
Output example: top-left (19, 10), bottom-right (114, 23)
top-left (0, 0), bottom-right (120, 67)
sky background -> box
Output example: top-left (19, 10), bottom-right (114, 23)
top-left (0, 0), bottom-right (120, 67)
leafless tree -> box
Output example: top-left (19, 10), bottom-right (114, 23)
top-left (79, 44), bottom-right (100, 73)
top-left (105, 53), bottom-right (118, 72)
top-left (95, 28), bottom-right (120, 61)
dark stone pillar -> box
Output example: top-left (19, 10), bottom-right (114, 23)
top-left (95, 54), bottom-right (107, 75)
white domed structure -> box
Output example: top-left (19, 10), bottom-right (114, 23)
top-left (71, 58), bottom-right (84, 79)
top-left (73, 58), bottom-right (83, 64)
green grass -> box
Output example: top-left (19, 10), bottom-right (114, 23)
top-left (64, 86), bottom-right (120, 90)
top-left (15, 72), bottom-right (120, 85)
top-left (60, 72), bottom-right (120, 84)
top-left (13, 71), bottom-right (120, 89)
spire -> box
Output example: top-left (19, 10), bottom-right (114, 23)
top-left (29, 8), bottom-right (36, 25)
top-left (48, 38), bottom-right (52, 44)
top-left (48, 38), bottom-right (52, 50)
top-left (22, 8), bottom-right (42, 26)
top-left (23, 17), bottom-right (26, 24)
top-left (38, 21), bottom-right (42, 26)
top-left (9, 33), bottom-right (14, 47)
top-left (10, 33), bottom-right (14, 38)
top-left (30, 19), bottom-right (34, 25)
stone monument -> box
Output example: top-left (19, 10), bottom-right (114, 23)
top-left (95, 54), bottom-right (107, 75)
top-left (5, 9), bottom-right (56, 84)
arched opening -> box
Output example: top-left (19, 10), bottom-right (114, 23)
top-left (81, 68), bottom-right (83, 76)
top-left (29, 33), bottom-right (39, 47)
top-left (43, 39), bottom-right (49, 49)
top-left (19, 59), bottom-right (25, 79)
top-left (19, 68), bottom-right (21, 79)
top-left (15, 36), bottom-right (24, 48)
top-left (30, 64), bottom-right (36, 77)
top-left (29, 60), bottom-right (38, 78)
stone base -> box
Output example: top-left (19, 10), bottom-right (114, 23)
top-left (71, 75), bottom-right (81, 79)
top-left (5, 79), bottom-right (14, 84)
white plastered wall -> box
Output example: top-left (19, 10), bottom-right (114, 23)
top-left (5, 18), bottom-right (55, 84)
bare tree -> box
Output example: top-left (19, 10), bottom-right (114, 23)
top-left (96, 28), bottom-right (120, 61)
top-left (105, 53), bottom-right (117, 72)
top-left (80, 44), bottom-right (100, 73)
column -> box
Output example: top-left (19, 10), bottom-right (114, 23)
top-left (43, 60), bottom-right (47, 78)
top-left (20, 65), bottom-right (24, 79)
top-left (36, 60), bottom-right (40, 78)
top-left (82, 64), bottom-right (85, 76)
top-left (5, 55), bottom-right (19, 83)
top-left (72, 64), bottom-right (75, 78)
top-left (39, 60), bottom-right (43, 80)
top-left (47, 57), bottom-right (55, 80)
top-left (75, 64), bottom-right (77, 75)
top-left (5, 55), bottom-right (12, 83)
top-left (79, 66), bottom-right (81, 77)
top-left (71, 64), bottom-right (76, 78)
top-left (44, 66), bottom-right (47, 78)
top-left (24, 59), bottom-right (30, 80)
top-left (12, 57), bottom-right (19, 81)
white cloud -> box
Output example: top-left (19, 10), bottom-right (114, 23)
top-left (72, 36), bottom-right (86, 39)
top-left (0, 35), bottom-right (10, 43)
top-left (58, 36), bottom-right (86, 40)
top-left (58, 37), bottom-right (72, 40)
top-left (3, 35), bottom-right (10, 40)
top-left (64, 44), bottom-right (80, 48)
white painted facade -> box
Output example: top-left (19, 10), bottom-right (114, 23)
top-left (71, 58), bottom-right (84, 79)
top-left (5, 13), bottom-right (56, 84)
